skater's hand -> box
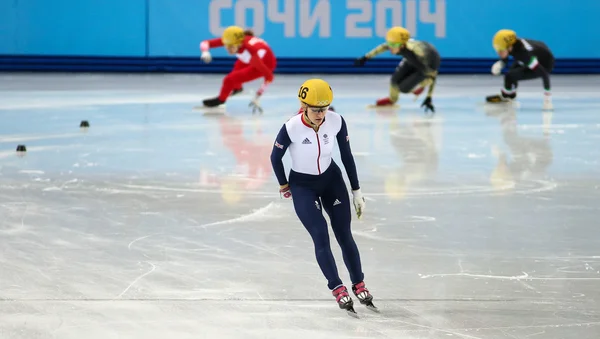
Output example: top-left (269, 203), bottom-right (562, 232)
top-left (421, 96), bottom-right (435, 113)
top-left (249, 97), bottom-right (263, 114)
top-left (264, 72), bottom-right (274, 83)
top-left (491, 60), bottom-right (505, 75)
top-left (352, 189), bottom-right (366, 219)
top-left (279, 184), bottom-right (292, 200)
top-left (354, 56), bottom-right (367, 67)
top-left (201, 51), bottom-right (212, 63)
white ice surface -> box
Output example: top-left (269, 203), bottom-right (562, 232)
top-left (0, 73), bottom-right (599, 339)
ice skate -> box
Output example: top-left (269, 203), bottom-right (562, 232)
top-left (486, 89), bottom-right (516, 104)
top-left (375, 97), bottom-right (395, 106)
top-left (412, 86), bottom-right (425, 101)
top-left (352, 281), bottom-right (379, 312)
top-left (203, 97), bottom-right (226, 107)
top-left (332, 285), bottom-right (358, 317)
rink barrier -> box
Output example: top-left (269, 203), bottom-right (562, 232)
top-left (1, 56), bottom-right (599, 74)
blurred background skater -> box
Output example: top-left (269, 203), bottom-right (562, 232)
top-left (354, 27), bottom-right (440, 113)
top-left (199, 26), bottom-right (276, 113)
top-left (486, 29), bottom-right (555, 110)
top-left (270, 78), bottom-right (376, 316)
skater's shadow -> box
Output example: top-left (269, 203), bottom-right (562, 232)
top-left (379, 113), bottom-right (441, 200)
top-left (483, 106), bottom-right (553, 191)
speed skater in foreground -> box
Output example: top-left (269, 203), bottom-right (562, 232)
top-left (199, 26), bottom-right (276, 113)
top-left (270, 79), bottom-right (376, 317)
top-left (355, 26), bottom-right (440, 113)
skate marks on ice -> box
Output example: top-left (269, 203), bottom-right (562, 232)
top-left (420, 271), bottom-right (600, 281)
top-left (196, 201), bottom-right (280, 229)
top-left (419, 255), bottom-right (600, 282)
top-left (2, 298), bottom-right (597, 339)
top-left (352, 215), bottom-right (437, 243)
top-left (114, 202), bottom-right (293, 298)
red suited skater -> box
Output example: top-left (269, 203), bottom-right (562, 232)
top-left (200, 26), bottom-right (276, 113)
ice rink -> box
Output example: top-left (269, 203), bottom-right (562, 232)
top-left (1, 73), bottom-right (599, 339)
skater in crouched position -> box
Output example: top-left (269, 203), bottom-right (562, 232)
top-left (355, 27), bottom-right (440, 112)
top-left (486, 29), bottom-right (554, 110)
top-left (270, 79), bottom-right (376, 314)
top-left (199, 26), bottom-right (276, 112)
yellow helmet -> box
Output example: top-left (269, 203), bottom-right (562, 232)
top-left (386, 27), bottom-right (410, 46)
top-left (493, 29), bottom-right (517, 51)
top-left (298, 78), bottom-right (333, 108)
top-left (222, 26), bottom-right (245, 46)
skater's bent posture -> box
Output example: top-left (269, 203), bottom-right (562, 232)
top-left (199, 26), bottom-right (276, 112)
top-left (270, 78), bottom-right (375, 313)
top-left (355, 26), bottom-right (440, 112)
top-left (486, 29), bottom-right (554, 110)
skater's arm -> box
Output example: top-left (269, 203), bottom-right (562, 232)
top-left (364, 43), bottom-right (389, 59)
top-left (270, 124), bottom-right (291, 187)
top-left (336, 117), bottom-right (360, 191)
top-left (200, 37), bottom-right (224, 51)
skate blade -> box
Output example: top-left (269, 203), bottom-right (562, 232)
top-left (193, 105), bottom-right (226, 115)
top-left (365, 304), bottom-right (380, 313)
top-left (346, 308), bottom-right (360, 318)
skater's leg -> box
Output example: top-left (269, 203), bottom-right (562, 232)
top-left (397, 72), bottom-right (427, 94)
top-left (231, 60), bottom-right (247, 93)
top-left (486, 65), bottom-right (538, 103)
top-left (290, 183), bottom-right (343, 290)
top-left (390, 61), bottom-right (418, 97)
top-left (321, 165), bottom-right (375, 306)
top-left (503, 66), bottom-right (540, 97)
top-left (376, 61), bottom-right (417, 106)
top-left (218, 67), bottom-right (264, 102)
top-left (321, 167), bottom-right (364, 285)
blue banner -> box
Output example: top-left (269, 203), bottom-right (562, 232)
top-left (1, 0), bottom-right (599, 59)
top-left (0, 0), bottom-right (146, 56)
top-left (149, 0), bottom-right (600, 58)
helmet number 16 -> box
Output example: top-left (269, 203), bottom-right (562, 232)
top-left (298, 86), bottom-right (309, 99)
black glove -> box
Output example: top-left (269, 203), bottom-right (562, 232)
top-left (421, 96), bottom-right (435, 113)
top-left (249, 99), bottom-right (263, 114)
top-left (354, 56), bottom-right (367, 67)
